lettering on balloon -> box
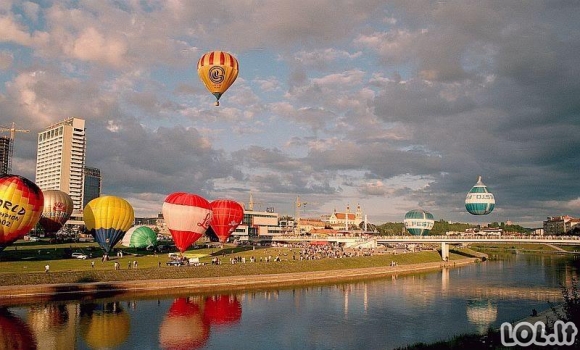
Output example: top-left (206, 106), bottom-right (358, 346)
top-left (197, 212), bottom-right (211, 230)
top-left (209, 66), bottom-right (225, 84)
top-left (53, 202), bottom-right (66, 212)
top-left (0, 199), bottom-right (26, 227)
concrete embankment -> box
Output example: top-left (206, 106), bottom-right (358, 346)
top-left (0, 258), bottom-right (476, 306)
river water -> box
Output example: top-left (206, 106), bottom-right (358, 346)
top-left (1, 252), bottom-right (578, 350)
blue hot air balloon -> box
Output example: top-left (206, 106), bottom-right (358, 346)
top-left (404, 209), bottom-right (435, 236)
top-left (465, 176), bottom-right (495, 215)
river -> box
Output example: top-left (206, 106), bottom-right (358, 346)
top-left (1, 252), bottom-right (578, 350)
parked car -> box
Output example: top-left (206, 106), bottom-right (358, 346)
top-left (71, 252), bottom-right (88, 260)
top-left (166, 260), bottom-right (184, 266)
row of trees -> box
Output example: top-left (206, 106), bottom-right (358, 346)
top-left (369, 220), bottom-right (531, 236)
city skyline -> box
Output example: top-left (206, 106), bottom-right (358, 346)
top-left (1, 1), bottom-right (579, 227)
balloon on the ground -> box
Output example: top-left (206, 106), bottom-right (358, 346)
top-left (404, 209), bottom-right (435, 236)
top-left (465, 176), bottom-right (495, 215)
top-left (39, 190), bottom-right (73, 235)
top-left (210, 199), bottom-right (244, 243)
top-left (0, 174), bottom-right (44, 252)
top-left (197, 51), bottom-right (239, 106)
top-left (121, 225), bottom-right (157, 248)
top-left (84, 196), bottom-right (134, 255)
top-left (162, 193), bottom-right (212, 253)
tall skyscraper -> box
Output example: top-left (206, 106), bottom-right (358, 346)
top-left (35, 118), bottom-right (86, 212)
top-left (83, 166), bottom-right (101, 208)
top-left (0, 136), bottom-right (9, 175)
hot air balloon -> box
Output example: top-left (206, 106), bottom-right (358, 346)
top-left (465, 176), bottom-right (495, 215)
top-left (121, 225), bottom-right (157, 249)
top-left (39, 190), bottom-right (73, 236)
top-left (404, 209), bottom-right (435, 236)
top-left (84, 196), bottom-right (134, 256)
top-left (197, 51), bottom-right (239, 106)
top-left (210, 199), bottom-right (244, 244)
top-left (159, 298), bottom-right (210, 350)
top-left (204, 295), bottom-right (242, 326)
top-left (162, 193), bottom-right (212, 253)
top-left (0, 175), bottom-right (44, 252)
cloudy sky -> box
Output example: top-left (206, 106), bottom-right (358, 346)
top-left (1, 0), bottom-right (579, 227)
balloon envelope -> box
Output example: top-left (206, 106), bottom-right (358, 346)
top-left (197, 51), bottom-right (239, 106)
top-left (39, 190), bottom-right (73, 234)
top-left (121, 225), bottom-right (157, 248)
top-left (0, 308), bottom-right (37, 350)
top-left (204, 295), bottom-right (242, 326)
top-left (162, 193), bottom-right (212, 253)
top-left (210, 199), bottom-right (244, 243)
top-left (84, 196), bottom-right (134, 254)
top-left (80, 303), bottom-right (130, 349)
top-left (159, 298), bottom-right (210, 350)
top-left (465, 176), bottom-right (495, 215)
top-left (0, 174), bottom-right (44, 251)
top-left (404, 209), bottom-right (435, 236)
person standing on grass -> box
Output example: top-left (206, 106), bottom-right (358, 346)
top-left (45, 264), bottom-right (49, 273)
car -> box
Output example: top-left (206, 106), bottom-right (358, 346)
top-left (166, 260), bottom-right (184, 266)
top-left (71, 252), bottom-right (88, 260)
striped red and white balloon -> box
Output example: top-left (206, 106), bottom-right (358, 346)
top-left (162, 193), bottom-right (212, 253)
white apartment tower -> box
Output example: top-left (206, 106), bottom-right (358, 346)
top-left (35, 118), bottom-right (87, 211)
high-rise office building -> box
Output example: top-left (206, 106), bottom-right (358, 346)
top-left (0, 137), bottom-right (9, 175)
top-left (35, 118), bottom-right (86, 211)
top-left (83, 166), bottom-right (101, 208)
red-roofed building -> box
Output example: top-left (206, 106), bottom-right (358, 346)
top-left (327, 204), bottom-right (363, 230)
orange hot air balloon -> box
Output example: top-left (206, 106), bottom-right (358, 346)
top-left (0, 175), bottom-right (44, 251)
top-left (162, 193), bottom-right (212, 253)
top-left (39, 190), bottom-right (73, 235)
top-left (210, 199), bottom-right (244, 243)
top-left (197, 51), bottom-right (239, 106)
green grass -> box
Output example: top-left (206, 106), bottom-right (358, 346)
top-left (0, 240), bottom-right (473, 286)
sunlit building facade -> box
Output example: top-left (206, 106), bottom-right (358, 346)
top-left (35, 118), bottom-right (87, 212)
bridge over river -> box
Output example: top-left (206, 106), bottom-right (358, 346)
top-left (265, 235), bottom-right (580, 260)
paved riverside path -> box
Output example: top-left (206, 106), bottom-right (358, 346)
top-left (0, 259), bottom-right (476, 304)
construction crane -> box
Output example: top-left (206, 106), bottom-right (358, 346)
top-left (0, 122), bottom-right (30, 174)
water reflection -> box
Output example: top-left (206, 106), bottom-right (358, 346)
top-left (79, 302), bottom-right (130, 349)
top-left (466, 299), bottom-right (498, 334)
top-left (159, 297), bottom-right (210, 350)
top-left (0, 308), bottom-right (37, 350)
top-left (28, 304), bottom-right (76, 350)
top-left (0, 253), bottom-right (578, 350)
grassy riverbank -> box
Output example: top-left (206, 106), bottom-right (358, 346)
top-left (0, 241), bottom-right (474, 286)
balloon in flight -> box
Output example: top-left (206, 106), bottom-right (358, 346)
top-left (162, 193), bottom-right (212, 253)
top-left (404, 209), bottom-right (435, 236)
top-left (209, 199), bottom-right (244, 243)
top-left (0, 174), bottom-right (44, 252)
top-left (197, 51), bottom-right (239, 106)
top-left (83, 196), bottom-right (134, 255)
top-left (39, 190), bottom-right (73, 235)
top-left (465, 176), bottom-right (495, 215)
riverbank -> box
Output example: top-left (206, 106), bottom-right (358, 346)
top-left (0, 257), bottom-right (476, 306)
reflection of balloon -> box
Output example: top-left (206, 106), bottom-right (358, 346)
top-left (197, 51), bottom-right (239, 106)
top-left (162, 193), bottom-right (212, 253)
top-left (160, 298), bottom-right (210, 350)
top-left (121, 225), bottom-right (157, 248)
top-left (0, 308), bottom-right (37, 350)
top-left (80, 302), bottom-right (130, 349)
top-left (0, 175), bottom-right (44, 252)
top-left (465, 176), bottom-right (495, 215)
top-left (404, 209), bottom-right (435, 236)
top-left (39, 190), bottom-right (73, 235)
top-left (466, 299), bottom-right (498, 334)
top-left (204, 295), bottom-right (242, 326)
top-left (210, 200), bottom-right (244, 243)
top-left (83, 196), bottom-right (134, 255)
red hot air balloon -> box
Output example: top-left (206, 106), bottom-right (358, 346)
top-left (0, 175), bottom-right (44, 251)
top-left (209, 199), bottom-right (244, 243)
top-left (204, 295), bottom-right (242, 326)
top-left (159, 298), bottom-right (210, 350)
top-left (162, 193), bottom-right (212, 253)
